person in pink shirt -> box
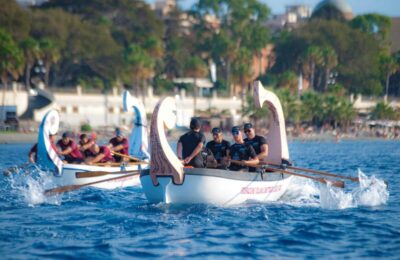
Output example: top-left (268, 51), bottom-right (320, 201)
top-left (78, 133), bottom-right (96, 159)
top-left (85, 144), bottom-right (115, 165)
top-left (108, 128), bottom-right (129, 162)
top-left (57, 132), bottom-right (83, 163)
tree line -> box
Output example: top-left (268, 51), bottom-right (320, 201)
top-left (0, 0), bottom-right (399, 124)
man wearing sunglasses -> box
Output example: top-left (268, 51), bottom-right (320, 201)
top-left (243, 123), bottom-right (268, 172)
top-left (206, 127), bottom-right (230, 168)
top-left (228, 126), bottom-right (259, 172)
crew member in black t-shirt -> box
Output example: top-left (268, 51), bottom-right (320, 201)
top-left (228, 126), bottom-right (259, 172)
top-left (177, 118), bottom-right (206, 168)
top-left (243, 123), bottom-right (268, 171)
top-left (206, 127), bottom-right (230, 167)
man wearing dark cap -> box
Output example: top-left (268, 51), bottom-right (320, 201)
top-left (108, 127), bottom-right (129, 162)
top-left (177, 118), bottom-right (206, 168)
top-left (206, 127), bottom-right (230, 167)
top-left (57, 132), bottom-right (83, 163)
top-left (243, 123), bottom-right (268, 171)
top-left (228, 126), bottom-right (259, 171)
top-left (78, 133), bottom-right (96, 159)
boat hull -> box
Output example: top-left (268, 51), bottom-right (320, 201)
top-left (140, 168), bottom-right (292, 206)
top-left (51, 164), bottom-right (142, 189)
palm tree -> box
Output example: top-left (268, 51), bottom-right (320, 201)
top-left (0, 29), bottom-right (24, 119)
top-left (39, 38), bottom-right (61, 87)
top-left (20, 37), bottom-right (40, 89)
top-left (300, 45), bottom-right (323, 91)
top-left (370, 102), bottom-right (396, 120)
top-left (183, 56), bottom-right (208, 113)
top-left (124, 44), bottom-right (155, 100)
top-left (321, 47), bottom-right (338, 92)
top-left (380, 54), bottom-right (398, 102)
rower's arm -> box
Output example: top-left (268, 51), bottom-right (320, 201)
top-left (176, 142), bottom-right (183, 160)
top-left (86, 153), bottom-right (105, 165)
top-left (257, 143), bottom-right (268, 159)
top-left (243, 157), bottom-right (259, 167)
top-left (184, 142), bottom-right (204, 163)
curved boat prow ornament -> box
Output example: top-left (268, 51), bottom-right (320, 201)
top-left (36, 94), bottom-right (150, 190)
top-left (37, 109), bottom-right (63, 174)
top-left (140, 81), bottom-right (292, 205)
top-left (123, 90), bottom-right (150, 160)
top-left (149, 97), bottom-right (183, 185)
top-left (253, 80), bottom-right (289, 164)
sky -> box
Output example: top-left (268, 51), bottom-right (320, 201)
top-left (147, 0), bottom-right (400, 17)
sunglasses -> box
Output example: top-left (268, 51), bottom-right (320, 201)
top-left (244, 129), bottom-right (251, 133)
top-left (232, 131), bottom-right (240, 136)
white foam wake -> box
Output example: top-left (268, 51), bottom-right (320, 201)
top-left (7, 164), bottom-right (61, 206)
top-left (282, 169), bottom-right (389, 209)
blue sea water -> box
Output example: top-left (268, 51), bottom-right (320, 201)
top-left (0, 140), bottom-right (399, 259)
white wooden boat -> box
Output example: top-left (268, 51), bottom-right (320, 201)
top-left (140, 81), bottom-right (293, 205)
top-left (36, 91), bottom-right (149, 189)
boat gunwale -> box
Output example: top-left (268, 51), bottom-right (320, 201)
top-left (140, 167), bottom-right (290, 183)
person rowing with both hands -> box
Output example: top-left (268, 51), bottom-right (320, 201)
top-left (108, 127), bottom-right (129, 162)
top-left (227, 126), bottom-right (259, 172)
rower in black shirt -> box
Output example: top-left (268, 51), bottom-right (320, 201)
top-left (243, 123), bottom-right (268, 171)
top-left (177, 118), bottom-right (206, 168)
top-left (228, 126), bottom-right (259, 172)
top-left (206, 127), bottom-right (230, 167)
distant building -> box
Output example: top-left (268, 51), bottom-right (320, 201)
top-left (16, 0), bottom-right (47, 7)
top-left (266, 4), bottom-right (311, 33)
top-left (312, 0), bottom-right (354, 20)
top-left (153, 0), bottom-right (176, 17)
top-left (390, 17), bottom-right (400, 53)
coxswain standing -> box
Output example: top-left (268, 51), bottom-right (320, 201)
top-left (85, 144), bottom-right (115, 165)
top-left (177, 118), bottom-right (206, 168)
top-left (108, 128), bottom-right (129, 162)
top-left (228, 126), bottom-right (259, 172)
top-left (57, 132), bottom-right (83, 163)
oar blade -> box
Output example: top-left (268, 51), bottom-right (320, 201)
top-left (44, 184), bottom-right (81, 195)
top-left (330, 180), bottom-right (345, 189)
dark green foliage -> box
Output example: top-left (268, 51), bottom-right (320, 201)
top-left (80, 123), bottom-right (92, 132)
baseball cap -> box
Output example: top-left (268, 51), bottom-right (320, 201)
top-left (62, 131), bottom-right (72, 138)
top-left (231, 126), bottom-right (240, 135)
top-left (115, 127), bottom-right (122, 136)
top-left (211, 127), bottom-right (221, 135)
top-left (244, 123), bottom-right (253, 130)
top-left (190, 118), bottom-right (201, 130)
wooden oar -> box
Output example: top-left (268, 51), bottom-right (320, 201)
top-left (92, 161), bottom-right (148, 166)
top-left (264, 167), bottom-right (345, 188)
top-left (75, 170), bottom-right (140, 178)
top-left (44, 172), bottom-right (140, 195)
top-left (265, 163), bottom-right (359, 182)
top-left (111, 151), bottom-right (142, 162)
top-left (230, 160), bottom-right (344, 188)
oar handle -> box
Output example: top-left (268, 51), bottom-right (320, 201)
top-left (111, 151), bottom-right (141, 162)
top-left (75, 170), bottom-right (139, 178)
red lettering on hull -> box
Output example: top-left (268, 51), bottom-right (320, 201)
top-left (240, 185), bottom-right (281, 194)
